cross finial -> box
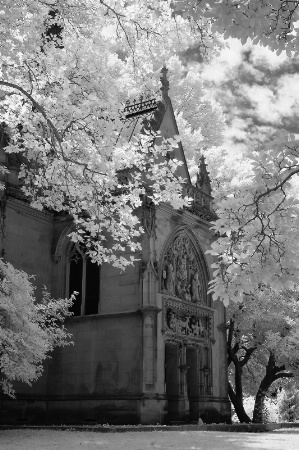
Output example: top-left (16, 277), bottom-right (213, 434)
top-left (160, 66), bottom-right (169, 102)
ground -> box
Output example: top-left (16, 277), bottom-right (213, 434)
top-left (0, 429), bottom-right (298, 450)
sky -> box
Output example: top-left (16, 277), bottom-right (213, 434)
top-left (199, 38), bottom-right (299, 156)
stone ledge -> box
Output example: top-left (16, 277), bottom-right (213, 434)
top-left (0, 423), bottom-right (299, 433)
top-left (198, 423), bottom-right (299, 432)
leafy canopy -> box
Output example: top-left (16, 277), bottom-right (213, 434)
top-left (0, 260), bottom-right (73, 397)
top-left (0, 0), bottom-right (221, 268)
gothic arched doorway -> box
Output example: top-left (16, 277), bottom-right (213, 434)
top-left (160, 229), bottom-right (213, 422)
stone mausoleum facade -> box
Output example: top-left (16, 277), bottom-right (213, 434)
top-left (0, 72), bottom-right (231, 425)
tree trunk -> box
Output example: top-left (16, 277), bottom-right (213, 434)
top-left (252, 388), bottom-right (268, 423)
top-left (228, 382), bottom-right (251, 423)
top-left (252, 353), bottom-right (275, 423)
top-left (227, 319), bottom-right (252, 423)
top-left (252, 353), bottom-right (294, 423)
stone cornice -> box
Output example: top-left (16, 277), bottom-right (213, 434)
top-left (7, 196), bottom-right (54, 223)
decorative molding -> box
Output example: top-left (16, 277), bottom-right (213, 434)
top-left (141, 261), bottom-right (158, 280)
top-left (139, 305), bottom-right (161, 317)
top-left (6, 196), bottom-right (54, 223)
top-left (156, 203), bottom-right (215, 236)
top-left (162, 295), bottom-right (214, 348)
top-left (142, 195), bottom-right (156, 237)
top-left (53, 221), bottom-right (75, 263)
top-left (196, 155), bottom-right (212, 196)
top-left (160, 231), bottom-right (207, 305)
top-left (184, 184), bottom-right (217, 222)
top-left (124, 96), bottom-right (158, 118)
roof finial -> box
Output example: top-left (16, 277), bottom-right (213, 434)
top-left (196, 155), bottom-right (212, 195)
top-left (160, 66), bottom-right (169, 102)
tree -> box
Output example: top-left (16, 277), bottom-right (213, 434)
top-left (2, 1), bottom-right (299, 401)
top-left (278, 383), bottom-right (299, 422)
top-left (0, 1), bottom-right (223, 395)
top-left (207, 133), bottom-right (299, 305)
top-left (0, 260), bottom-right (73, 397)
top-left (2, 0), bottom-right (298, 286)
top-left (227, 287), bottom-right (299, 423)
top-left (0, 0), bottom-right (222, 269)
top-left (172, 5), bottom-right (299, 305)
top-left (176, 0), bottom-right (299, 57)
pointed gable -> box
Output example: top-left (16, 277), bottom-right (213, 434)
top-left (158, 67), bottom-right (191, 183)
top-left (121, 67), bottom-right (191, 184)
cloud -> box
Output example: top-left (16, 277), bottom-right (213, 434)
top-left (240, 84), bottom-right (281, 123)
top-left (200, 38), bottom-right (299, 155)
top-left (201, 39), bottom-right (244, 84)
top-left (249, 44), bottom-right (289, 70)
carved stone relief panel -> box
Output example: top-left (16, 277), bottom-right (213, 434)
top-left (161, 233), bottom-right (206, 305)
top-left (162, 296), bottom-right (213, 348)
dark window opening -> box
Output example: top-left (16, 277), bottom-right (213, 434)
top-left (68, 244), bottom-right (100, 316)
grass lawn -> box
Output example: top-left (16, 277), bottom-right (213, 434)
top-left (0, 429), bottom-right (298, 450)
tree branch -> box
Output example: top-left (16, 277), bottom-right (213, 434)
top-left (0, 80), bottom-right (62, 145)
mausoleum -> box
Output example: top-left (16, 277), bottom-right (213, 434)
top-left (0, 70), bottom-right (231, 424)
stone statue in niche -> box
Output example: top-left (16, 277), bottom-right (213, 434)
top-left (142, 195), bottom-right (155, 236)
top-left (161, 234), bottom-right (205, 304)
top-left (164, 262), bottom-right (176, 295)
top-left (191, 271), bottom-right (202, 303)
top-left (167, 310), bottom-right (177, 332)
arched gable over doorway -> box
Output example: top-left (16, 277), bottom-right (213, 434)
top-left (159, 226), bottom-right (211, 307)
top-left (159, 227), bottom-right (214, 422)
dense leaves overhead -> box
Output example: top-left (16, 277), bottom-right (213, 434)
top-left (176, 1), bottom-right (299, 56)
top-left (208, 133), bottom-right (299, 305)
top-left (1, 0), bottom-right (299, 299)
top-left (0, 0), bottom-right (221, 268)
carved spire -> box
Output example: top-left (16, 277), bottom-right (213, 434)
top-left (196, 155), bottom-right (212, 195)
top-left (160, 66), bottom-right (169, 102)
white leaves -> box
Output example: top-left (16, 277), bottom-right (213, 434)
top-left (0, 260), bottom-right (73, 396)
top-left (1, 0), bottom-right (218, 270)
top-left (208, 136), bottom-right (299, 305)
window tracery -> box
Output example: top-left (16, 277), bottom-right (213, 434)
top-left (67, 243), bottom-right (100, 316)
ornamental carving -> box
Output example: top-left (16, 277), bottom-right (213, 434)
top-left (163, 296), bottom-right (213, 347)
top-left (161, 233), bottom-right (206, 305)
top-left (142, 195), bottom-right (155, 236)
top-left (196, 155), bottom-right (212, 196)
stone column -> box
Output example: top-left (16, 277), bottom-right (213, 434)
top-left (177, 343), bottom-right (190, 421)
top-left (217, 323), bottom-right (229, 398)
top-left (140, 306), bottom-right (161, 388)
top-left (139, 306), bottom-right (163, 424)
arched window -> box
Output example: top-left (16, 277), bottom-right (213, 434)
top-left (67, 243), bottom-right (100, 316)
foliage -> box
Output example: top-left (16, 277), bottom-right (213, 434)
top-left (176, 0), bottom-right (299, 57)
top-left (207, 133), bottom-right (299, 305)
top-left (1, 1), bottom-right (299, 296)
top-left (203, 146), bottom-right (253, 201)
top-left (0, 0), bottom-right (223, 269)
top-left (278, 385), bottom-right (299, 422)
top-left (0, 260), bottom-right (73, 397)
top-left (227, 287), bottom-right (299, 423)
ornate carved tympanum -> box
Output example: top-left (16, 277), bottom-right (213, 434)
top-left (161, 233), bottom-right (206, 305)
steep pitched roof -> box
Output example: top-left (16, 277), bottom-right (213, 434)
top-left (120, 68), bottom-right (217, 222)
top-left (120, 67), bottom-right (191, 184)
